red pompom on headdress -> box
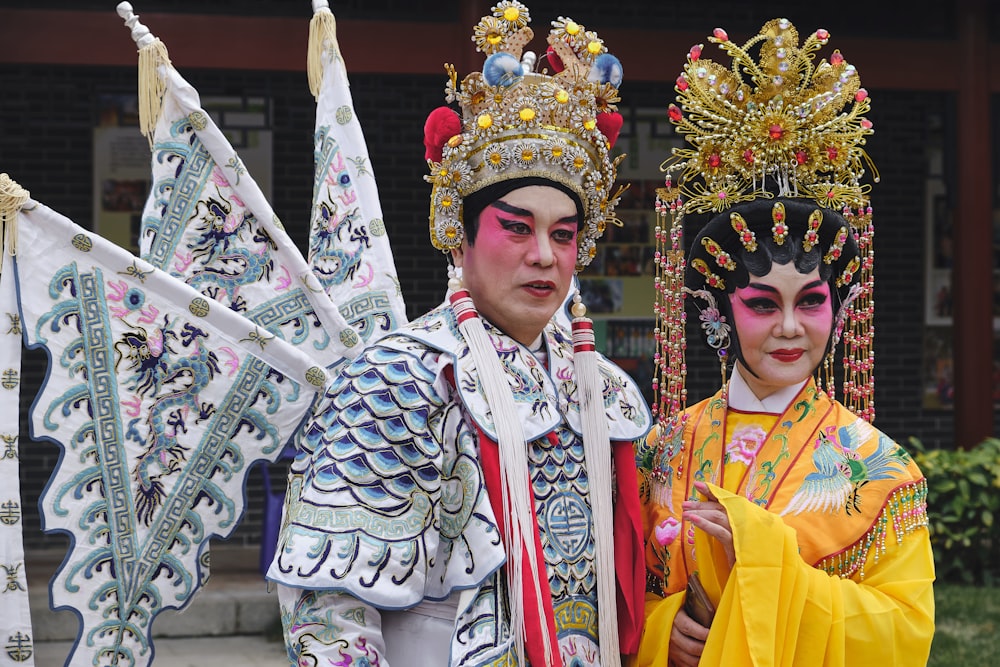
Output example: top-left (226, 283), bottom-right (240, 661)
top-left (597, 111), bottom-right (623, 149)
top-left (424, 106), bottom-right (461, 163)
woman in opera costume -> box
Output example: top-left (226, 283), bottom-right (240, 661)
top-left (633, 19), bottom-right (935, 667)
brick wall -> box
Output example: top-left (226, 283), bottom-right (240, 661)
top-left (0, 61), bottom-right (983, 552)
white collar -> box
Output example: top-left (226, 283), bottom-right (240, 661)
top-left (526, 333), bottom-right (547, 365)
top-left (727, 364), bottom-right (807, 414)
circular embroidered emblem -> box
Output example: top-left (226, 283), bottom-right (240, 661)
top-left (543, 491), bottom-right (591, 562)
top-left (339, 328), bottom-right (359, 347)
top-left (335, 105), bottom-right (353, 125)
top-left (188, 297), bottom-right (211, 317)
top-left (188, 111), bottom-right (208, 130)
top-left (305, 366), bottom-right (326, 387)
top-left (71, 234), bottom-right (92, 252)
top-left (369, 218), bottom-right (386, 236)
top-left (439, 455), bottom-right (480, 539)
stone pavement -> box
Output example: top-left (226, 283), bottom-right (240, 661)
top-left (28, 544), bottom-right (288, 666)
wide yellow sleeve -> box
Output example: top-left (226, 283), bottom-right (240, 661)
top-left (631, 512), bottom-right (731, 667)
top-left (630, 591), bottom-right (684, 667)
top-left (698, 485), bottom-right (935, 667)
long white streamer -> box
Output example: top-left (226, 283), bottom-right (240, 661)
top-left (449, 285), bottom-right (554, 667)
top-left (0, 178), bottom-right (34, 666)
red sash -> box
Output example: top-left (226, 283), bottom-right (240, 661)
top-left (478, 428), bottom-right (646, 663)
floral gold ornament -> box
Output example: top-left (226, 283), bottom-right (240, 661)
top-left (423, 0), bottom-right (626, 270)
top-left (662, 17), bottom-right (876, 214)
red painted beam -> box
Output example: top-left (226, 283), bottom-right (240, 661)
top-left (2, 8), bottom-right (998, 90)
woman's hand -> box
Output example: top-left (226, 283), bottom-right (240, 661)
top-left (682, 482), bottom-right (735, 569)
top-left (669, 606), bottom-right (710, 667)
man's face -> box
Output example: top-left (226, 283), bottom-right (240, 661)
top-left (731, 262), bottom-right (833, 399)
top-left (453, 185), bottom-right (578, 345)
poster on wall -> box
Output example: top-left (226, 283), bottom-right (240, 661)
top-left (921, 176), bottom-right (1000, 408)
top-left (93, 94), bottom-right (151, 253)
top-left (579, 106), bottom-right (679, 320)
top-left (93, 93), bottom-right (274, 253)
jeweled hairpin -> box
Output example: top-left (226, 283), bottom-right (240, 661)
top-left (730, 212), bottom-right (757, 252)
top-left (691, 258), bottom-right (725, 290)
top-left (802, 208), bottom-right (823, 252)
top-left (701, 236), bottom-right (736, 270)
top-left (823, 226), bottom-right (849, 264)
top-left (837, 256), bottom-right (860, 287)
top-left (771, 202), bottom-right (788, 245)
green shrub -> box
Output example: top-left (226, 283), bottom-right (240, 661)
top-left (909, 437), bottom-right (1000, 585)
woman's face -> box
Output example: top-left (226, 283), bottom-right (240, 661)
top-left (730, 262), bottom-right (833, 399)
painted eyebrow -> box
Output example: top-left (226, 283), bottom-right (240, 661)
top-left (744, 278), bottom-right (826, 293)
top-left (490, 199), bottom-right (578, 224)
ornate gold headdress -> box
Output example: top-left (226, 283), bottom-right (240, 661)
top-left (654, 19), bottom-right (877, 433)
top-left (423, 1), bottom-right (626, 270)
top-left (663, 18), bottom-right (876, 212)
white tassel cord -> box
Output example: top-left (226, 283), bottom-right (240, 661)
top-left (450, 288), bottom-right (555, 667)
top-left (572, 307), bottom-right (621, 667)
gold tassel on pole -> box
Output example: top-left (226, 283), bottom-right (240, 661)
top-left (117, 2), bottom-right (172, 147)
top-left (308, 1), bottom-right (338, 101)
top-left (0, 173), bottom-right (29, 275)
top-left (136, 39), bottom-right (171, 146)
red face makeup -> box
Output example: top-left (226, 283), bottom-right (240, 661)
top-left (454, 185), bottom-right (578, 345)
top-left (730, 262), bottom-right (833, 399)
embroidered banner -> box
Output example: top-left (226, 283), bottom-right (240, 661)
top-left (14, 196), bottom-right (327, 667)
top-left (138, 61), bottom-right (362, 367)
top-left (307, 7), bottom-right (407, 342)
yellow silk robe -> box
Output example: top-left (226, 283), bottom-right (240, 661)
top-left (634, 380), bottom-right (934, 666)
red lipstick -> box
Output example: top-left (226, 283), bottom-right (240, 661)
top-left (770, 348), bottom-right (804, 362)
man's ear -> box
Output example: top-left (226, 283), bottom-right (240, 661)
top-left (450, 247), bottom-right (465, 268)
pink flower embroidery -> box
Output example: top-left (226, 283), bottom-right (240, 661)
top-left (654, 517), bottom-right (681, 546)
top-left (726, 424), bottom-right (767, 465)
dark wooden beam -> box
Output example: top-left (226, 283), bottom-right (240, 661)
top-left (953, 0), bottom-right (995, 448)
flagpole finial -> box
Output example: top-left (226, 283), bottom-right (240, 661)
top-left (117, 2), bottom-right (157, 49)
top-left (312, 0), bottom-right (330, 11)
